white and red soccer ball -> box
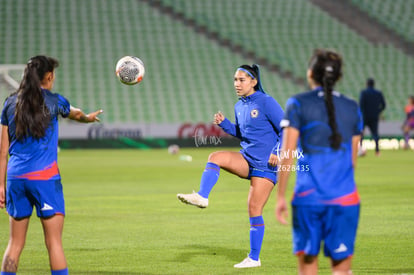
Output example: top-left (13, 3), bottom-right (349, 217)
top-left (115, 56), bottom-right (145, 85)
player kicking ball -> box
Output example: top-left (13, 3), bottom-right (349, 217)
top-left (178, 64), bottom-right (284, 268)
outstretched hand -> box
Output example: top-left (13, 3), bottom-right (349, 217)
top-left (87, 109), bottom-right (103, 122)
top-left (214, 111), bottom-right (225, 125)
top-left (68, 106), bottom-right (103, 123)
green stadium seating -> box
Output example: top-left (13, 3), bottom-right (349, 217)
top-left (1, 0), bottom-right (412, 123)
top-left (351, 0), bottom-right (414, 43)
top-left (159, 0), bottom-right (414, 121)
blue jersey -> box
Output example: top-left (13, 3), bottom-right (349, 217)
top-left (1, 89), bottom-right (70, 180)
top-left (282, 87), bottom-right (362, 206)
top-left (219, 91), bottom-right (284, 171)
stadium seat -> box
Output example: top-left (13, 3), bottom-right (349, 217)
top-left (1, 0), bottom-right (413, 123)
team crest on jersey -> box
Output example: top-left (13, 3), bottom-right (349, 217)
top-left (250, 109), bottom-right (259, 118)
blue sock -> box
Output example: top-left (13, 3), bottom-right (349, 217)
top-left (249, 216), bottom-right (265, 261)
top-left (51, 268), bottom-right (68, 275)
top-left (1, 272), bottom-right (16, 275)
top-left (197, 162), bottom-right (220, 199)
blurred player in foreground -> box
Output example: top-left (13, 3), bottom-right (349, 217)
top-left (402, 95), bottom-right (414, 149)
top-left (178, 64), bottom-right (284, 268)
top-left (0, 56), bottom-right (102, 275)
top-left (275, 49), bottom-right (362, 275)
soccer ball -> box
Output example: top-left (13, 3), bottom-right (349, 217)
top-left (115, 56), bottom-right (145, 85)
top-left (168, 144), bottom-right (180, 155)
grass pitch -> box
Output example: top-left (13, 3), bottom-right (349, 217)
top-left (0, 148), bottom-right (413, 274)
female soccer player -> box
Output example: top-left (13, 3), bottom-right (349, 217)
top-left (177, 64), bottom-right (284, 268)
top-left (402, 95), bottom-right (414, 149)
top-left (0, 55), bottom-right (102, 275)
top-left (275, 49), bottom-right (362, 275)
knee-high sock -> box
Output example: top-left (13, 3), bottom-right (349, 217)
top-left (197, 162), bottom-right (220, 199)
top-left (51, 268), bottom-right (68, 275)
top-left (249, 216), bottom-right (265, 261)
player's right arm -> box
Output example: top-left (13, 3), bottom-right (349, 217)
top-left (0, 125), bottom-right (9, 209)
top-left (215, 111), bottom-right (241, 139)
top-left (275, 126), bottom-right (299, 225)
top-left (352, 135), bottom-right (360, 168)
top-left (68, 106), bottom-right (103, 123)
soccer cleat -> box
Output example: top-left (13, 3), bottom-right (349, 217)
top-left (234, 256), bottom-right (261, 268)
top-left (177, 191), bottom-right (208, 208)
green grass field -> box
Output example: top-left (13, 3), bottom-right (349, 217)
top-left (0, 148), bottom-right (413, 274)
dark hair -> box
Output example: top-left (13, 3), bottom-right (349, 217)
top-left (238, 64), bottom-right (262, 91)
top-left (410, 95), bottom-right (414, 105)
top-left (238, 65), bottom-right (258, 79)
top-left (308, 49), bottom-right (343, 149)
top-left (367, 78), bottom-right (375, 88)
top-left (14, 55), bottom-right (59, 140)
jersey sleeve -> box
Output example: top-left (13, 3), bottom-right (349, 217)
top-left (280, 97), bottom-right (301, 130)
top-left (219, 117), bottom-right (241, 139)
top-left (1, 99), bottom-right (10, 126)
top-left (58, 94), bottom-right (70, 118)
top-left (354, 107), bottom-right (363, 135)
top-left (263, 97), bottom-right (284, 155)
top-left (265, 97), bottom-right (284, 136)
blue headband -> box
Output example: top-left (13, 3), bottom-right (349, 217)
top-left (237, 68), bottom-right (255, 79)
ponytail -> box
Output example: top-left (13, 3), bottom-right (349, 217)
top-left (14, 56), bottom-right (59, 140)
top-left (309, 49), bottom-right (343, 149)
top-left (323, 69), bottom-right (342, 149)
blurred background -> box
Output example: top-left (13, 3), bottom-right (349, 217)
top-left (1, 0), bottom-right (413, 148)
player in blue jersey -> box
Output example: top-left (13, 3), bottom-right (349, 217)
top-left (0, 56), bottom-right (102, 275)
top-left (177, 64), bottom-right (284, 268)
top-left (275, 49), bottom-right (362, 275)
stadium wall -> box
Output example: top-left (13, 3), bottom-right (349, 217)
top-left (58, 121), bottom-right (409, 149)
top-left (59, 121), bottom-right (404, 139)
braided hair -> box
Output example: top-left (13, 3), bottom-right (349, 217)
top-left (308, 49), bottom-right (343, 149)
top-left (14, 56), bottom-right (59, 140)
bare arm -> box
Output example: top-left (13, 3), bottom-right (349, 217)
top-left (68, 106), bottom-right (103, 123)
top-left (0, 126), bottom-right (9, 209)
top-left (275, 127), bottom-right (299, 225)
top-left (352, 135), bottom-right (360, 168)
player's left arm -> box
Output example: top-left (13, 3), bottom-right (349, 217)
top-left (68, 106), bottom-right (103, 123)
top-left (354, 105), bottom-right (363, 167)
top-left (0, 125), bottom-right (9, 209)
top-left (265, 98), bottom-right (285, 165)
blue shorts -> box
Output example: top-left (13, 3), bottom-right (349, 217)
top-left (6, 179), bottom-right (65, 219)
top-left (247, 167), bottom-right (277, 184)
top-left (241, 151), bottom-right (277, 184)
top-left (292, 204), bottom-right (360, 261)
